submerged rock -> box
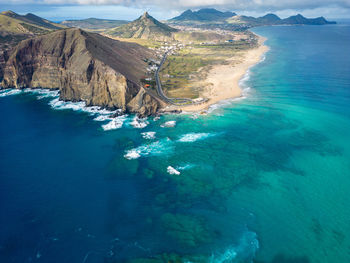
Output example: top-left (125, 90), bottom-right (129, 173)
top-left (161, 213), bottom-right (213, 248)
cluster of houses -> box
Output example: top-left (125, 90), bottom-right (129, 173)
top-left (144, 42), bottom-right (185, 86)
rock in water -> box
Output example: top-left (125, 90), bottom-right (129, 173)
top-left (0, 28), bottom-right (165, 116)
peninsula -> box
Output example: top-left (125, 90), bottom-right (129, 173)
top-left (0, 9), bottom-right (335, 116)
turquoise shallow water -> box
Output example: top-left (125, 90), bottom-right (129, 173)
top-left (0, 24), bottom-right (350, 263)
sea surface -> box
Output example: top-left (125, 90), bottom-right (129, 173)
top-left (1, 23), bottom-right (350, 263)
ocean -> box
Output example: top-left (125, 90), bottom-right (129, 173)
top-left (0, 23), bottom-right (350, 263)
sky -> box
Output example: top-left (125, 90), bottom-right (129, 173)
top-left (0, 0), bottom-right (349, 21)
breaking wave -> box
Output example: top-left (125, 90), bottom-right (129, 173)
top-left (49, 97), bottom-right (129, 131)
top-left (141, 132), bottom-right (156, 140)
top-left (167, 166), bottom-right (180, 175)
top-left (23, 88), bottom-right (60, 99)
top-left (102, 116), bottom-right (128, 131)
top-left (49, 98), bottom-right (86, 111)
top-left (160, 120), bottom-right (176, 128)
top-left (124, 138), bottom-right (173, 160)
top-left (0, 89), bottom-right (23, 97)
top-left (49, 98), bottom-right (117, 116)
top-left (166, 163), bottom-right (195, 175)
top-left (130, 116), bottom-right (149, 129)
top-left (206, 68), bottom-right (254, 114)
top-left (177, 132), bottom-right (214, 142)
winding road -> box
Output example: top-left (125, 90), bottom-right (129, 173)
top-left (154, 51), bottom-right (194, 106)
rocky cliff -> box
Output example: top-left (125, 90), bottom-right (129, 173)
top-left (0, 28), bottom-right (165, 116)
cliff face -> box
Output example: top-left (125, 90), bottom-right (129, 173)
top-left (0, 28), bottom-right (164, 116)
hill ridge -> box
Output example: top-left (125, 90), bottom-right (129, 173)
top-left (170, 8), bottom-right (236, 22)
top-left (1, 28), bottom-right (162, 116)
top-left (169, 8), bottom-right (336, 26)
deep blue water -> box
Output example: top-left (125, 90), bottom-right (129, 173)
top-left (1, 24), bottom-right (350, 263)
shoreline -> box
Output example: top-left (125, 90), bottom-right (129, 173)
top-left (162, 34), bottom-right (269, 113)
top-left (0, 35), bottom-right (269, 118)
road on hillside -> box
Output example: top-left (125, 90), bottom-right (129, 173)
top-left (154, 51), bottom-right (193, 105)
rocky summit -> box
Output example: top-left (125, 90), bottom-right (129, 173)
top-left (107, 12), bottom-right (178, 40)
top-left (0, 28), bottom-right (164, 116)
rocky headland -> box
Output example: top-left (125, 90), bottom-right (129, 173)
top-left (0, 28), bottom-right (165, 116)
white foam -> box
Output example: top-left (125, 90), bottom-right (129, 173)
top-left (48, 97), bottom-right (128, 131)
top-left (94, 115), bottom-right (113, 122)
top-left (206, 95), bottom-right (247, 114)
top-left (23, 88), bottom-right (59, 99)
top-left (141, 131), bottom-right (156, 140)
top-left (0, 89), bottom-right (22, 97)
top-left (102, 116), bottom-right (127, 131)
top-left (190, 114), bottom-right (199, 120)
top-left (49, 98), bottom-right (86, 111)
top-left (124, 138), bottom-right (173, 160)
top-left (1, 88), bottom-right (132, 132)
top-left (204, 67), bottom-right (254, 114)
top-left (167, 166), bottom-right (180, 175)
top-left (49, 97), bottom-right (120, 117)
top-left (166, 163), bottom-right (194, 175)
top-left (124, 149), bottom-right (141, 160)
top-left (177, 132), bottom-right (213, 142)
top-left (130, 116), bottom-right (149, 129)
top-left (85, 107), bottom-right (118, 116)
top-left (160, 120), bottom-right (176, 128)
top-left (238, 69), bottom-right (251, 88)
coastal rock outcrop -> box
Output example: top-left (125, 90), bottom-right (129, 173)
top-left (0, 28), bottom-right (164, 116)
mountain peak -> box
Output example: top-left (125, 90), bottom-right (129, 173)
top-left (183, 9), bottom-right (193, 14)
top-left (262, 13), bottom-right (281, 19)
top-left (107, 11), bottom-right (177, 40)
top-left (170, 8), bottom-right (235, 22)
top-left (142, 11), bottom-right (150, 19)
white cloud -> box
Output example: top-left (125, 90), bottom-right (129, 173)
top-left (2, 0), bottom-right (350, 10)
top-left (1, 0), bottom-right (350, 19)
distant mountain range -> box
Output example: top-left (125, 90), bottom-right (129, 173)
top-left (106, 12), bottom-right (178, 40)
top-left (170, 8), bottom-right (236, 22)
top-left (227, 13), bottom-right (336, 26)
top-left (168, 9), bottom-right (336, 26)
top-left (281, 14), bottom-right (335, 25)
top-left (61, 18), bottom-right (128, 32)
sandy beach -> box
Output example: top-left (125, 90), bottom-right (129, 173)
top-left (163, 35), bottom-right (269, 113)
